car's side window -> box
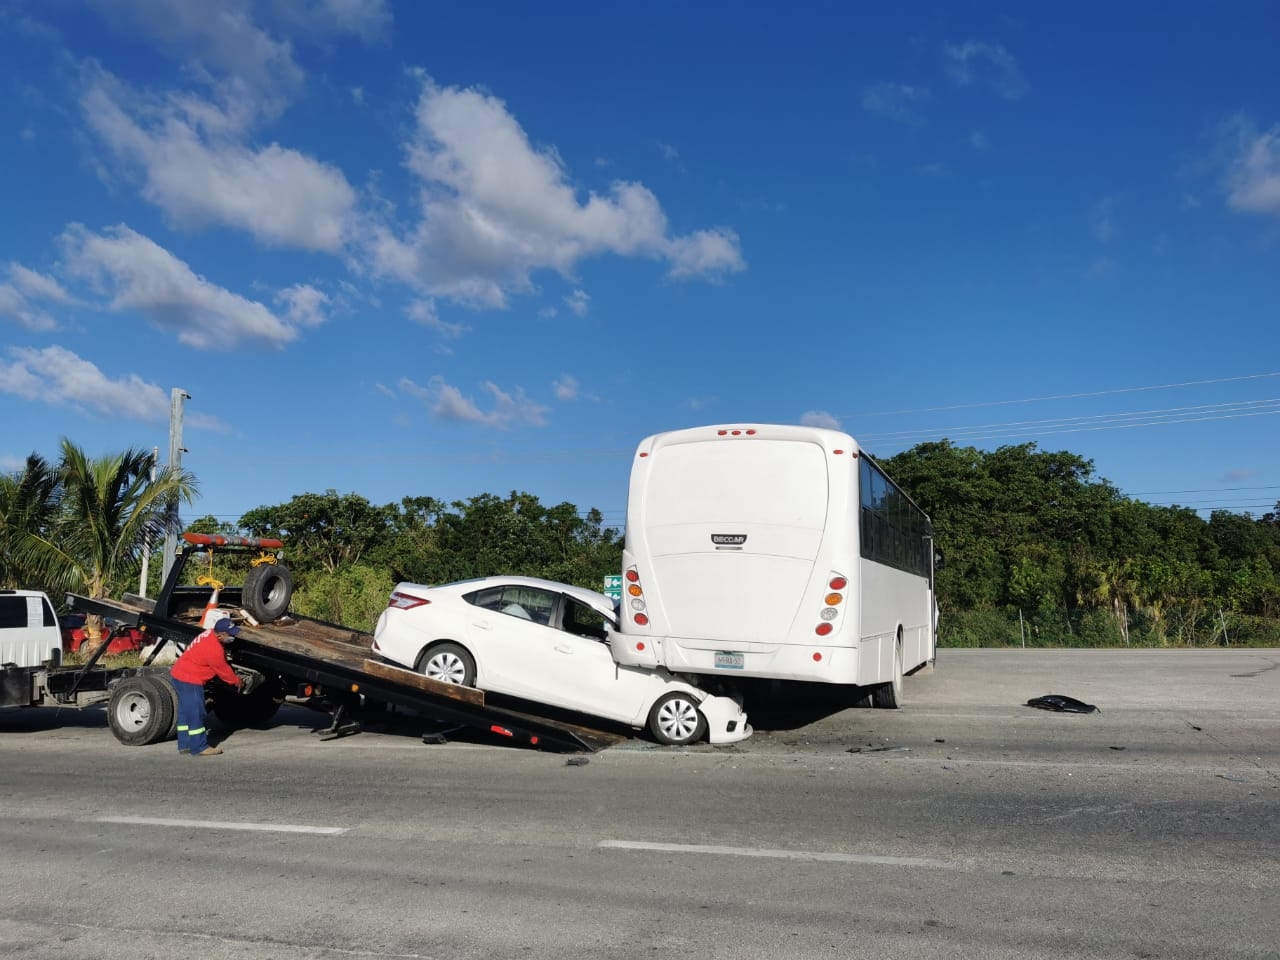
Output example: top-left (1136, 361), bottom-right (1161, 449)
top-left (561, 598), bottom-right (610, 642)
top-left (465, 586), bottom-right (555, 625)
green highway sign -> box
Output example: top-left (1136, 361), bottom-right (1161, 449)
top-left (603, 574), bottom-right (623, 601)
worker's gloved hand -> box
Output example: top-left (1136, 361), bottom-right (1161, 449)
top-left (237, 671), bottom-right (264, 696)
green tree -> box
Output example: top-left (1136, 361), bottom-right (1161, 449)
top-left (240, 491), bottom-right (394, 576)
top-left (0, 453), bottom-right (62, 588)
top-left (8, 440), bottom-right (197, 649)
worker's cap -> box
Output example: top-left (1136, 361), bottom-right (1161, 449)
top-left (213, 617), bottom-right (241, 637)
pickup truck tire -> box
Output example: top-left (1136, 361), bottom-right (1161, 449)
top-left (108, 676), bottom-right (176, 746)
top-left (647, 692), bottom-right (707, 746)
top-left (242, 563), bottom-right (293, 623)
top-left (212, 683), bottom-right (282, 730)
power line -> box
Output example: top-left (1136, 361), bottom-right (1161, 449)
top-left (843, 372), bottom-right (1280, 419)
top-left (1129, 485), bottom-right (1280, 495)
top-left (860, 401), bottom-right (1280, 446)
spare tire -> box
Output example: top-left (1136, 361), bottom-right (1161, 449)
top-left (242, 562), bottom-right (293, 623)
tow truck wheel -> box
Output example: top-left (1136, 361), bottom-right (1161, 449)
top-left (242, 563), bottom-right (293, 623)
top-left (108, 676), bottom-right (176, 746)
top-left (647, 692), bottom-right (707, 746)
top-left (151, 673), bottom-right (180, 740)
top-left (212, 683), bottom-right (283, 730)
top-left (419, 643), bottom-right (475, 686)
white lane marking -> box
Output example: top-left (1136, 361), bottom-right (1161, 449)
top-left (98, 815), bottom-right (346, 835)
top-left (599, 839), bottom-right (952, 868)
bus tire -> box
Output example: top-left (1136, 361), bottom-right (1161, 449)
top-left (872, 637), bottom-right (905, 709)
top-left (108, 676), bottom-right (176, 746)
top-left (648, 692), bottom-right (708, 746)
top-left (243, 562), bottom-right (293, 623)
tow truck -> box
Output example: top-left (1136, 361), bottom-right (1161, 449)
top-left (51, 533), bottom-right (623, 752)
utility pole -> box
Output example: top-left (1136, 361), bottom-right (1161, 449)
top-left (138, 445), bottom-right (158, 597)
top-left (161, 388), bottom-right (190, 585)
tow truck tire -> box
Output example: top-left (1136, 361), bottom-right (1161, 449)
top-left (108, 676), bottom-right (176, 746)
top-left (150, 673), bottom-right (180, 740)
top-left (242, 562), bottom-right (293, 623)
top-left (212, 683), bottom-right (282, 730)
top-left (647, 692), bottom-right (707, 746)
top-left (419, 642), bottom-right (476, 686)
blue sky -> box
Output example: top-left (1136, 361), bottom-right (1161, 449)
top-left (1, 0), bottom-right (1277, 532)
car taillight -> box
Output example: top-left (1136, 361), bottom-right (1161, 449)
top-left (625, 566), bottom-right (647, 627)
top-left (389, 591), bottom-right (430, 610)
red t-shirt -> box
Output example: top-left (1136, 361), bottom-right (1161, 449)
top-left (171, 629), bottom-right (241, 687)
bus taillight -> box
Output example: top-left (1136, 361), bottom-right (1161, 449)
top-left (829, 576), bottom-right (848, 590)
top-left (815, 623), bottom-right (833, 636)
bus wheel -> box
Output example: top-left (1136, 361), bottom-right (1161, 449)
top-left (872, 637), bottom-right (905, 709)
top-left (648, 692), bottom-right (708, 746)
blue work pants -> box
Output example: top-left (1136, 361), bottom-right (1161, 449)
top-left (173, 679), bottom-right (210, 754)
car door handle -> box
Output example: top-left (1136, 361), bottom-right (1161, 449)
top-left (472, 621), bottom-right (491, 630)
top-left (554, 644), bottom-right (574, 654)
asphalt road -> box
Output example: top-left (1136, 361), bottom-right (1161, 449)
top-left (1, 649), bottom-right (1277, 960)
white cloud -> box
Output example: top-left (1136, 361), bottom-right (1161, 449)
top-left (564, 289), bottom-right (590, 317)
top-left (1090, 196), bottom-right (1119, 243)
top-left (800, 410), bottom-right (842, 430)
top-left (405, 297), bottom-right (467, 338)
top-left (969, 130), bottom-right (990, 151)
top-left (81, 70), bottom-right (358, 253)
top-left (275, 284), bottom-right (330, 327)
top-left (59, 223), bottom-right (299, 350)
top-left (1222, 117), bottom-right (1280, 217)
top-left (9, 264), bottom-right (75, 303)
top-left (0, 285), bottom-right (57, 331)
top-left (944, 40), bottom-right (1029, 101)
top-left (0, 261), bottom-right (76, 331)
top-left (0, 344), bottom-right (226, 427)
top-left (367, 78), bottom-right (744, 304)
top-left (552, 374), bottom-right (579, 401)
top-left (86, 0), bottom-right (392, 105)
top-left (269, 0), bottom-right (392, 43)
top-left (861, 82), bottom-right (930, 125)
top-left (87, 0), bottom-right (304, 117)
top-left (399, 375), bottom-right (549, 429)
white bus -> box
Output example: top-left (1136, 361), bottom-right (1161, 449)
top-left (612, 424), bottom-right (938, 705)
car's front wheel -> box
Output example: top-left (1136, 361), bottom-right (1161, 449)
top-left (419, 642), bottom-right (475, 686)
top-left (647, 692), bottom-right (707, 746)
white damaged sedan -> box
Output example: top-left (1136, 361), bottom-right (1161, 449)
top-left (372, 576), bottom-right (751, 746)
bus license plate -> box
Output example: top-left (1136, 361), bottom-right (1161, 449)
top-left (714, 652), bottom-right (745, 670)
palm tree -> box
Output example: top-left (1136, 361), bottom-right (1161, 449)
top-left (12, 440), bottom-right (198, 652)
top-left (0, 453), bottom-right (63, 588)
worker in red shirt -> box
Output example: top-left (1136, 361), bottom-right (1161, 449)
top-left (171, 617), bottom-right (242, 756)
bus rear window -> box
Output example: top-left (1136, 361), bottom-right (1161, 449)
top-left (642, 440), bottom-right (829, 528)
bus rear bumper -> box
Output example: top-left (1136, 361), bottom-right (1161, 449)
top-left (655, 637), bottom-right (859, 684)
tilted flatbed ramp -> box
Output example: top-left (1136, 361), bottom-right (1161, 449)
top-left (67, 591), bottom-right (626, 753)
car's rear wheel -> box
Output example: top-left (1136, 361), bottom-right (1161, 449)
top-left (419, 643), bottom-right (475, 686)
top-left (647, 692), bottom-right (707, 746)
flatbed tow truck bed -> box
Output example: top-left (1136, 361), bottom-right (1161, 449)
top-left (66, 535), bottom-right (624, 753)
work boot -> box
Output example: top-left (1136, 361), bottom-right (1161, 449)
top-left (194, 746), bottom-right (223, 756)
